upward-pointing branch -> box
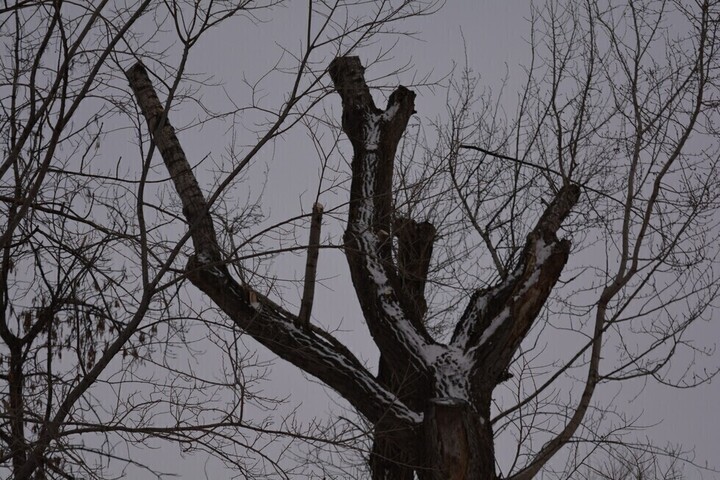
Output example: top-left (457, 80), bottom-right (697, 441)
top-left (298, 202), bottom-right (323, 329)
top-left (329, 56), bottom-right (436, 378)
top-left (452, 183), bottom-right (580, 385)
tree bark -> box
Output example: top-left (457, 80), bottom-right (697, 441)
top-left (370, 217), bottom-right (436, 479)
top-left (9, 342), bottom-right (26, 477)
top-left (298, 202), bottom-right (323, 329)
top-left (422, 399), bottom-right (495, 480)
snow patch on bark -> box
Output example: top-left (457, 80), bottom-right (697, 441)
top-left (364, 112), bottom-right (382, 151)
top-left (269, 312), bottom-right (423, 424)
top-left (424, 345), bottom-right (474, 400)
top-left (456, 236), bottom-right (557, 350)
top-left (382, 102), bottom-right (400, 121)
top-left (195, 251), bottom-right (225, 278)
top-left (478, 308), bottom-right (510, 346)
top-left (350, 109), bottom-right (431, 368)
top-left (535, 237), bottom-right (553, 264)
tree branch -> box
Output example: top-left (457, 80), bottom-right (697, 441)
top-left (394, 217), bottom-right (436, 323)
top-left (452, 184), bottom-right (580, 384)
top-left (298, 202), bottom-right (323, 329)
top-left (329, 56), bottom-right (435, 376)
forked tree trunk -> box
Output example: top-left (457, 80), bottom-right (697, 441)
top-left (131, 55), bottom-right (578, 480)
top-left (328, 56), bottom-right (501, 479)
top-left (328, 56), bottom-right (577, 480)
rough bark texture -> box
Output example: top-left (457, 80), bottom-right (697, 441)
top-left (9, 343), bottom-right (26, 477)
top-left (423, 399), bottom-right (494, 480)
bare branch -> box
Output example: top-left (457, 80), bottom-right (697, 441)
top-left (298, 202), bottom-right (324, 329)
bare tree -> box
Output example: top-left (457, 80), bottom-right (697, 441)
top-left (576, 444), bottom-right (686, 480)
top-left (4, 0), bottom-right (720, 479)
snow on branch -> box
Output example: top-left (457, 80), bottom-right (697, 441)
top-left (452, 184), bottom-right (580, 383)
top-left (329, 56), bottom-right (436, 375)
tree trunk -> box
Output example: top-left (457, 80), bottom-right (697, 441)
top-left (420, 399), bottom-right (496, 480)
top-left (9, 342), bottom-right (26, 477)
top-left (371, 218), bottom-right (436, 479)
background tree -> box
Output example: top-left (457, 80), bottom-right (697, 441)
top-left (580, 446), bottom-right (686, 480)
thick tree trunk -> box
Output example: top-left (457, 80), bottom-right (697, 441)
top-left (370, 417), bottom-right (418, 480)
top-left (421, 399), bottom-right (496, 480)
top-left (9, 343), bottom-right (26, 477)
top-left (371, 218), bottom-right (436, 479)
top-left (371, 398), bottom-right (496, 480)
